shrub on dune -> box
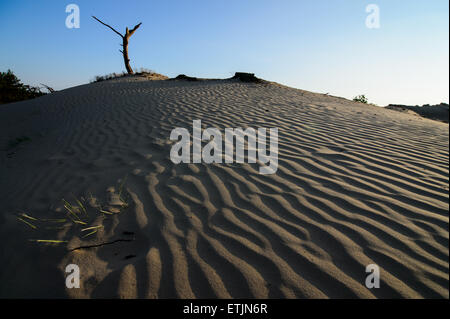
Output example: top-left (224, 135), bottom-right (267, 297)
top-left (353, 94), bottom-right (368, 104)
top-left (0, 69), bottom-right (46, 104)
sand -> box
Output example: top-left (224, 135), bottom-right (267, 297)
top-left (386, 103), bottom-right (449, 123)
top-left (0, 77), bottom-right (448, 298)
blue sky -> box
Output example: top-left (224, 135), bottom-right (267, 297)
top-left (0, 0), bottom-right (448, 106)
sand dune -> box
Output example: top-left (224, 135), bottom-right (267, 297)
top-left (0, 77), bottom-right (448, 298)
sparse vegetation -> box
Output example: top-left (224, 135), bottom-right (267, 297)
top-left (91, 68), bottom-right (167, 83)
top-left (232, 72), bottom-right (261, 83)
top-left (92, 71), bottom-right (128, 82)
top-left (16, 177), bottom-right (130, 246)
top-left (172, 74), bottom-right (199, 81)
top-left (353, 95), bottom-right (368, 104)
top-left (0, 70), bottom-right (46, 104)
top-left (386, 103), bottom-right (449, 123)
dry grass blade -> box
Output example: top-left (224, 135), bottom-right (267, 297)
top-left (82, 229), bottom-right (98, 238)
top-left (17, 217), bottom-right (37, 229)
top-left (73, 220), bottom-right (87, 225)
top-left (29, 239), bottom-right (68, 244)
top-left (62, 199), bottom-right (80, 215)
top-left (20, 213), bottom-right (38, 221)
top-left (81, 225), bottom-right (103, 232)
top-left (62, 198), bottom-right (88, 224)
top-left (74, 197), bottom-right (88, 216)
top-left (99, 209), bottom-right (114, 215)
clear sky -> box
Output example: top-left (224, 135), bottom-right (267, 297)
top-left (0, 0), bottom-right (448, 106)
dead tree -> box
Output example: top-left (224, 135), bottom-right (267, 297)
top-left (92, 16), bottom-right (142, 74)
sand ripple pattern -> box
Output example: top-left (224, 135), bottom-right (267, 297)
top-left (0, 78), bottom-right (448, 298)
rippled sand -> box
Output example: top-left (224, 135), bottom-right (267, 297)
top-left (0, 77), bottom-right (448, 298)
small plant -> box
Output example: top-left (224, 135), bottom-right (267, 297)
top-left (91, 69), bottom-right (165, 83)
top-left (353, 95), bottom-right (368, 104)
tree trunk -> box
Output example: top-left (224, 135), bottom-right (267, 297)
top-left (122, 36), bottom-right (133, 74)
top-left (92, 16), bottom-right (141, 75)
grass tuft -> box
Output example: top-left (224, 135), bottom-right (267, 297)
top-left (17, 183), bottom-right (131, 247)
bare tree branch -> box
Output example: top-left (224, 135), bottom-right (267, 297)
top-left (127, 22), bottom-right (142, 37)
top-left (40, 83), bottom-right (55, 93)
top-left (92, 16), bottom-right (123, 38)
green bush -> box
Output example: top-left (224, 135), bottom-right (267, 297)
top-left (353, 95), bottom-right (368, 104)
top-left (0, 70), bottom-right (46, 104)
